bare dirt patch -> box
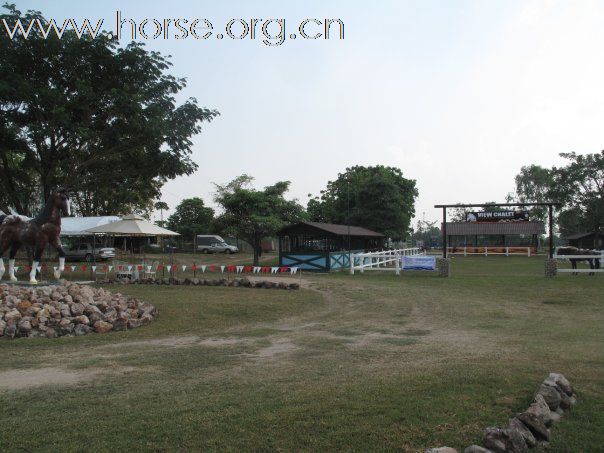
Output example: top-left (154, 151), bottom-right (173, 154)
top-left (0, 367), bottom-right (98, 390)
top-left (249, 339), bottom-right (298, 359)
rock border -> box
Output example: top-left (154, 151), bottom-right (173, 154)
top-left (98, 277), bottom-right (300, 290)
top-left (0, 283), bottom-right (156, 339)
top-left (426, 373), bottom-right (577, 453)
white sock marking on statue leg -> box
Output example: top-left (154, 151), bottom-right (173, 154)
top-left (0, 258), bottom-right (4, 280)
top-left (30, 261), bottom-right (38, 283)
top-left (8, 259), bottom-right (16, 281)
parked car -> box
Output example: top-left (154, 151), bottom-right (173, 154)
top-left (196, 235), bottom-right (239, 254)
top-left (64, 244), bottom-right (116, 262)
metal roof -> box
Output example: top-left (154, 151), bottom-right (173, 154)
top-left (444, 221), bottom-right (546, 235)
top-left (564, 231), bottom-right (599, 240)
top-left (279, 221), bottom-right (384, 237)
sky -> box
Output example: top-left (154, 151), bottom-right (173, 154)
top-left (12, 0), bottom-right (604, 224)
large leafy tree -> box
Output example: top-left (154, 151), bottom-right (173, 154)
top-left (514, 151), bottom-right (604, 237)
top-left (166, 198), bottom-right (214, 241)
top-left (214, 175), bottom-right (306, 265)
top-left (0, 4), bottom-right (218, 216)
top-left (307, 165), bottom-right (418, 240)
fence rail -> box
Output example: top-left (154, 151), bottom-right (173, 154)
top-left (553, 253), bottom-right (604, 274)
top-left (447, 246), bottom-right (533, 257)
top-left (350, 248), bottom-right (424, 275)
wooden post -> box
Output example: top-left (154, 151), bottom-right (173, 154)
top-left (442, 207), bottom-right (447, 258)
top-left (548, 204), bottom-right (554, 259)
top-left (395, 252), bottom-right (400, 275)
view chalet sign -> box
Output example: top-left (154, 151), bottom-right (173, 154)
top-left (466, 210), bottom-right (529, 222)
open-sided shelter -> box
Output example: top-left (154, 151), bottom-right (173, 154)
top-left (278, 221), bottom-right (384, 271)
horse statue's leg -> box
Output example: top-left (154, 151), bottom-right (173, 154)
top-left (29, 248), bottom-right (44, 284)
top-left (8, 245), bottom-right (19, 282)
top-left (0, 256), bottom-right (4, 281)
top-left (50, 237), bottom-right (66, 279)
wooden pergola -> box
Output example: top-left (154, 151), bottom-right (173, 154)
top-left (434, 202), bottom-right (561, 259)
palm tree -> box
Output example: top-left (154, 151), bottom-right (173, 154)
top-left (154, 201), bottom-right (169, 227)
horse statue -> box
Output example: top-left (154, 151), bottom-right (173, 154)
top-left (556, 246), bottom-right (601, 275)
top-left (0, 189), bottom-right (70, 284)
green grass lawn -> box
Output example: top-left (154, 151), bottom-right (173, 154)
top-left (0, 256), bottom-right (603, 452)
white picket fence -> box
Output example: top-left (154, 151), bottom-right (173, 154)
top-left (553, 253), bottom-right (604, 273)
top-left (350, 248), bottom-right (424, 275)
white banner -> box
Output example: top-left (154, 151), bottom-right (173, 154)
top-left (401, 256), bottom-right (436, 271)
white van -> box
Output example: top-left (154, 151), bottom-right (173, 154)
top-left (196, 235), bottom-right (239, 254)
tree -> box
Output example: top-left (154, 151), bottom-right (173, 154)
top-left (514, 151), bottom-right (604, 237)
top-left (514, 165), bottom-right (554, 222)
top-left (166, 198), bottom-right (214, 241)
top-left (411, 218), bottom-right (441, 248)
top-left (154, 201), bottom-right (169, 227)
top-left (308, 166), bottom-right (418, 240)
top-left (0, 4), bottom-right (219, 216)
top-left (214, 175), bottom-right (306, 265)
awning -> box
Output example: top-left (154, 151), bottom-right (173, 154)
top-left (85, 214), bottom-right (179, 237)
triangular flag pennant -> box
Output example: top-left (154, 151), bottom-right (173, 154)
top-left (137, 265), bottom-right (143, 272)
top-left (147, 266), bottom-right (152, 273)
top-left (92, 266), bottom-right (97, 273)
top-left (166, 265), bottom-right (172, 272)
top-left (244, 266), bottom-right (252, 273)
top-left (108, 266), bottom-right (113, 272)
top-left (71, 266), bottom-right (77, 272)
top-left (254, 267), bottom-right (261, 274)
top-left (236, 266), bottom-right (244, 273)
top-left (220, 266), bottom-right (225, 273)
top-left (127, 265), bottom-right (133, 272)
top-left (290, 267), bottom-right (299, 275)
top-left (182, 265), bottom-right (187, 272)
top-left (209, 265), bottom-right (215, 272)
top-left (191, 264), bottom-right (197, 271)
top-left (81, 265), bottom-right (87, 272)
top-left (14, 266), bottom-right (20, 273)
top-left (200, 265), bottom-right (206, 273)
top-left (118, 265), bottom-right (123, 271)
top-left (157, 265), bottom-right (163, 271)
top-left (271, 267), bottom-right (279, 274)
top-left (24, 266), bottom-right (31, 273)
top-left (280, 267), bottom-right (288, 273)
top-left (263, 267), bottom-right (270, 273)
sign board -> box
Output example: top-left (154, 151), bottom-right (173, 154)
top-left (466, 210), bottom-right (529, 222)
top-left (402, 255), bottom-right (436, 271)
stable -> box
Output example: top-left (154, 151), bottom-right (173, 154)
top-left (278, 221), bottom-right (384, 271)
top-left (565, 231), bottom-right (603, 250)
top-left (444, 221), bottom-right (546, 255)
